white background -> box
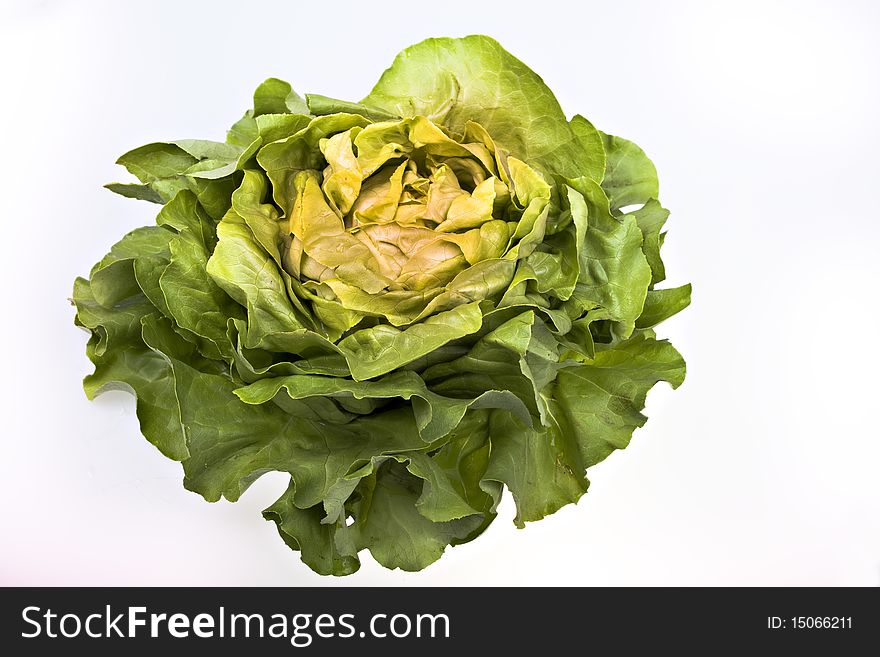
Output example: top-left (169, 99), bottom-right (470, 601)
top-left (1, 0), bottom-right (878, 586)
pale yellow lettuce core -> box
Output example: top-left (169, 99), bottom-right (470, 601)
top-left (281, 116), bottom-right (551, 326)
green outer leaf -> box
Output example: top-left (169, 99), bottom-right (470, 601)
top-left (104, 183), bottom-right (165, 204)
top-left (89, 226), bottom-right (170, 307)
top-left (111, 140), bottom-right (237, 221)
top-left (227, 78), bottom-right (310, 147)
top-left (485, 333), bottom-right (685, 525)
top-left (556, 334), bottom-right (686, 468)
top-left (565, 177), bottom-right (652, 338)
top-left (484, 406), bottom-right (589, 527)
top-left (570, 115), bottom-right (606, 183)
top-left (636, 284), bottom-right (692, 328)
top-left (406, 412), bottom-right (500, 523)
top-left (234, 370), bottom-right (531, 442)
top-left (306, 94), bottom-right (397, 121)
top-left (253, 77), bottom-right (310, 116)
top-left (157, 191), bottom-right (245, 360)
top-left (227, 112), bottom-right (259, 149)
top-left (362, 35), bottom-right (598, 178)
top-left (337, 302), bottom-right (484, 381)
top-left (340, 460), bottom-right (485, 572)
top-left (174, 139), bottom-right (242, 162)
top-left (626, 199), bottom-right (669, 285)
top-left (601, 132), bottom-right (659, 212)
top-left (206, 208), bottom-right (330, 354)
top-left (254, 113), bottom-right (312, 144)
top-left (116, 142), bottom-right (197, 182)
top-left (422, 310), bottom-right (566, 427)
top-left (263, 482), bottom-right (360, 576)
top-left (230, 170), bottom-right (320, 328)
top-left (74, 277), bottom-right (189, 461)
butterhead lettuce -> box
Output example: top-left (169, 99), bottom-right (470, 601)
top-left (73, 35), bottom-right (689, 575)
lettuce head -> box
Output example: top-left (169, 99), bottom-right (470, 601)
top-left (73, 35), bottom-right (690, 575)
